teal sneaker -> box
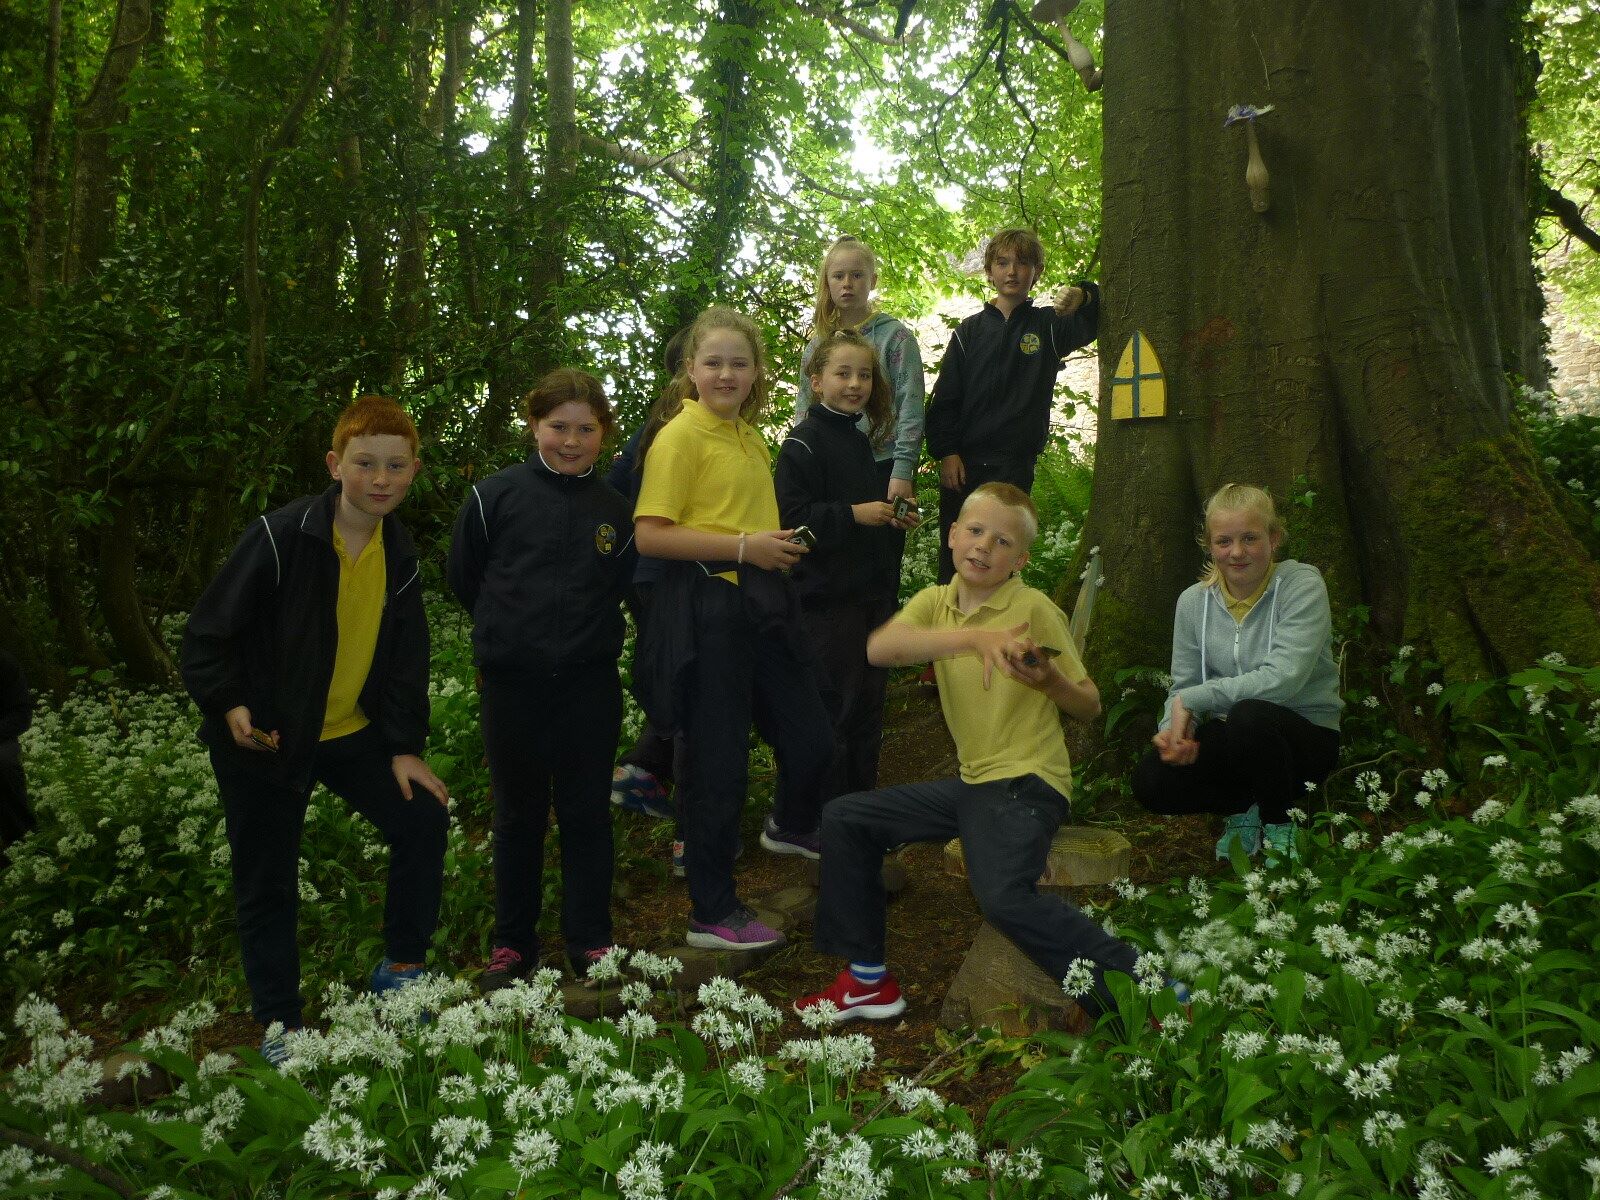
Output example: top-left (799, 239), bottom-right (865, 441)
top-left (1261, 822), bottom-right (1300, 868)
top-left (1215, 805), bottom-right (1263, 859)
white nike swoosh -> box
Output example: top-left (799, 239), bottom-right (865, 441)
top-left (842, 989), bottom-right (881, 1004)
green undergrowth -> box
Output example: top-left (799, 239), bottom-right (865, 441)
top-left (3, 628), bottom-right (1599, 1194)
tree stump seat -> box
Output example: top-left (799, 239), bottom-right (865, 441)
top-left (937, 825), bottom-right (1131, 1035)
top-left (942, 824), bottom-right (1132, 891)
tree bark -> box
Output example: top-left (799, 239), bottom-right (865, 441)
top-left (25, 0), bottom-right (64, 305)
top-left (524, 0), bottom-right (577, 373)
top-left (242, 0), bottom-right (350, 409)
top-left (478, 0), bottom-right (539, 448)
top-left (660, 0), bottom-right (764, 340)
top-left (1080, 0), bottom-right (1600, 687)
top-left (62, 0), bottom-right (151, 284)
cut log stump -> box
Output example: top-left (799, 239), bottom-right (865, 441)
top-left (938, 921), bottom-right (1093, 1037)
top-left (804, 853), bottom-right (908, 896)
top-left (943, 825), bottom-right (1132, 891)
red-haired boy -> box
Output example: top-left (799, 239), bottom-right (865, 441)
top-left (182, 396), bottom-right (449, 1065)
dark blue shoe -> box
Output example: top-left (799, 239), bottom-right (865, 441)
top-left (611, 765), bottom-right (674, 820)
top-left (759, 815), bottom-right (820, 861)
top-left (370, 958), bottom-right (425, 995)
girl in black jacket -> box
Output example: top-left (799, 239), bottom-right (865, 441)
top-left (447, 369), bottom-right (635, 991)
top-left (775, 331), bottom-right (918, 804)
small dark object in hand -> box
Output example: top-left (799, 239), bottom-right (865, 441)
top-left (893, 496), bottom-right (913, 521)
top-left (790, 526), bottom-right (817, 549)
top-left (249, 728), bottom-right (279, 753)
top-left (1021, 646), bottom-right (1061, 668)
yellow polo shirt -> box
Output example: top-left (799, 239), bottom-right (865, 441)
top-left (1223, 560), bottom-right (1276, 623)
top-left (899, 576), bottom-right (1087, 800)
top-left (321, 523), bottom-right (385, 741)
top-left (634, 399), bottom-right (780, 582)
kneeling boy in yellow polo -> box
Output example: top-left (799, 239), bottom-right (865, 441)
top-left (796, 483), bottom-right (1164, 1023)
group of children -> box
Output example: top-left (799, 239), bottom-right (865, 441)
top-left (181, 226), bottom-right (1342, 1058)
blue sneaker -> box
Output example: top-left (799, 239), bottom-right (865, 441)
top-left (611, 765), bottom-right (674, 820)
top-left (1215, 805), bottom-right (1263, 859)
top-left (259, 1033), bottom-right (290, 1070)
top-left (369, 958), bottom-right (426, 995)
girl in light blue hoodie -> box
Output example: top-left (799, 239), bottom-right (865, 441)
top-left (1133, 484), bottom-right (1342, 866)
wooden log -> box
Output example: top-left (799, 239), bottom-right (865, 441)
top-left (942, 825), bottom-right (1132, 891)
top-left (938, 921), bottom-right (1093, 1036)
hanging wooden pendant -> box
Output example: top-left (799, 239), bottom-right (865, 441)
top-left (1111, 330), bottom-right (1166, 419)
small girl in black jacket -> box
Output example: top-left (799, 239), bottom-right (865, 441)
top-left (776, 331), bottom-right (917, 803)
top-left (447, 369), bottom-right (635, 990)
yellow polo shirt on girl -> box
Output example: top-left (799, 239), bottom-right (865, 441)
top-left (321, 523), bottom-right (385, 741)
top-left (634, 399), bottom-right (780, 582)
top-left (899, 575), bottom-right (1087, 800)
top-left (1223, 560), bottom-right (1276, 623)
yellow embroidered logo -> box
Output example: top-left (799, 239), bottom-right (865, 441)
top-left (1020, 332), bottom-right (1041, 355)
top-left (595, 524), bottom-right (617, 555)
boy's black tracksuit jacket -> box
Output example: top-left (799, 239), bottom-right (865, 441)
top-left (924, 285), bottom-right (1101, 464)
top-left (446, 454), bottom-right (636, 676)
top-left (775, 404), bottom-right (901, 607)
top-left (180, 484), bottom-right (430, 793)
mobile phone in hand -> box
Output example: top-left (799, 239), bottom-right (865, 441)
top-left (249, 728), bottom-right (279, 753)
top-left (789, 526), bottom-right (816, 549)
top-left (893, 497), bottom-right (913, 521)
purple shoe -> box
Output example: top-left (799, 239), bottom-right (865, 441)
top-left (686, 905), bottom-right (785, 951)
top-left (759, 815), bottom-right (820, 861)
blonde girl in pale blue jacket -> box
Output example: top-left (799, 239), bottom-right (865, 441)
top-left (1133, 484), bottom-right (1342, 866)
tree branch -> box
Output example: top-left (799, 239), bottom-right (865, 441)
top-left (0, 1125), bottom-right (138, 1199)
top-left (1545, 183), bottom-right (1600, 256)
top-left (580, 131), bottom-right (701, 194)
top-left (792, 0), bottom-right (923, 46)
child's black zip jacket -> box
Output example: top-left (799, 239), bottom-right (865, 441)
top-left (447, 452), bottom-right (636, 677)
top-left (924, 284), bottom-right (1100, 463)
top-left (775, 405), bottom-right (901, 606)
top-left (181, 484), bottom-right (430, 792)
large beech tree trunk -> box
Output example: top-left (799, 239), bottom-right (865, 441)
top-left (1079, 0), bottom-right (1600, 684)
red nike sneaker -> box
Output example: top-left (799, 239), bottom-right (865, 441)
top-left (794, 968), bottom-right (907, 1024)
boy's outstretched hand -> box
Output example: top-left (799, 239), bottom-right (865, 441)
top-left (968, 621), bottom-right (1030, 689)
top-left (393, 754), bottom-right (450, 807)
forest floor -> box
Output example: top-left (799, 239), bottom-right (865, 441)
top-left (64, 671), bottom-right (1220, 1122)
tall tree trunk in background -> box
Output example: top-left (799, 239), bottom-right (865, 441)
top-left (25, 0), bottom-right (64, 305)
top-left (382, 0), bottom-right (440, 391)
top-left (332, 33), bottom-right (387, 349)
top-left (242, 0), bottom-right (350, 410)
top-left (1079, 0), bottom-right (1600, 688)
top-left (125, 0), bottom-right (167, 229)
top-left (660, 0), bottom-right (763, 340)
top-left (478, 0), bottom-right (538, 448)
top-left (62, 0), bottom-right (151, 283)
top-left (94, 357), bottom-right (191, 688)
top-left (524, 0), bottom-right (577, 370)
